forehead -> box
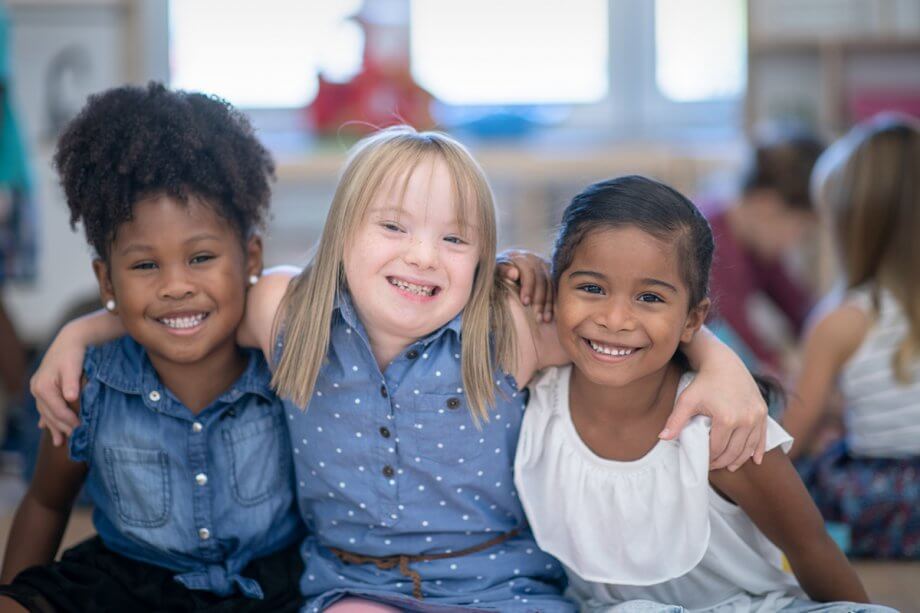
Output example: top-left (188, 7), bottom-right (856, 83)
top-left (370, 155), bottom-right (478, 225)
top-left (113, 194), bottom-right (237, 248)
top-left (570, 226), bottom-right (684, 285)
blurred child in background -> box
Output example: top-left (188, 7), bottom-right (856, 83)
top-left (783, 113), bottom-right (920, 559)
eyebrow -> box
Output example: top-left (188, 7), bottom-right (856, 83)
top-left (117, 233), bottom-right (223, 257)
top-left (568, 270), bottom-right (679, 293)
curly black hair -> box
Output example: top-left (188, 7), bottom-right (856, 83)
top-left (54, 82), bottom-right (274, 260)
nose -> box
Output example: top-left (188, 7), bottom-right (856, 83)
top-left (403, 236), bottom-right (438, 270)
top-left (158, 263), bottom-right (196, 301)
top-left (594, 297), bottom-right (635, 331)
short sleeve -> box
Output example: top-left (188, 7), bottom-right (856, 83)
top-left (765, 416), bottom-right (793, 455)
top-left (68, 347), bottom-right (103, 464)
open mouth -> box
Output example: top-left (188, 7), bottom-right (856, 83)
top-left (585, 338), bottom-right (640, 358)
top-left (157, 312), bottom-right (210, 330)
top-left (388, 277), bottom-right (440, 297)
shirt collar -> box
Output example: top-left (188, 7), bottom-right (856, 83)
top-left (94, 337), bottom-right (274, 406)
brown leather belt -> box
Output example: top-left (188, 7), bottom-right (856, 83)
top-left (329, 527), bottom-right (521, 600)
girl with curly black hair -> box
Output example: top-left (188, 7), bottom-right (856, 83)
top-left (0, 83), bottom-right (304, 613)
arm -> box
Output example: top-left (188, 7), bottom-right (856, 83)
top-left (496, 249), bottom-right (554, 322)
top-left (507, 293), bottom-right (569, 388)
top-left (30, 311), bottom-right (125, 445)
top-left (783, 304), bottom-right (867, 460)
top-left (0, 430), bottom-right (88, 582)
top-left (673, 326), bottom-right (769, 470)
top-left (238, 266), bottom-right (299, 361)
top-left (710, 448), bottom-right (870, 603)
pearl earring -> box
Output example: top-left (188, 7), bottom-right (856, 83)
top-left (248, 274), bottom-right (260, 286)
top-left (105, 299), bottom-right (116, 312)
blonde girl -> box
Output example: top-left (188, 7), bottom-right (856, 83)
top-left (783, 113), bottom-right (920, 559)
top-left (32, 126), bottom-right (768, 611)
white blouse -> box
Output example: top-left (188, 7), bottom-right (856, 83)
top-left (514, 366), bottom-right (805, 611)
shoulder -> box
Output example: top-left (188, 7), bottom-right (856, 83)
top-left (804, 300), bottom-right (871, 366)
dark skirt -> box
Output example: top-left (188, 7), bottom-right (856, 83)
top-left (797, 439), bottom-right (920, 559)
top-left (0, 536), bottom-right (304, 613)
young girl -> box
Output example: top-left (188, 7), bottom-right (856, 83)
top-left (33, 127), bottom-right (770, 611)
top-left (514, 175), bottom-right (888, 612)
top-left (783, 114), bottom-right (920, 559)
top-left (0, 84), bottom-right (304, 612)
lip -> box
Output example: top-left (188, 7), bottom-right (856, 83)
top-left (387, 275), bottom-right (441, 303)
top-left (582, 337), bottom-right (643, 363)
top-left (152, 310), bottom-right (211, 336)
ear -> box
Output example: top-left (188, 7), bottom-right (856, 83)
top-left (680, 297), bottom-right (710, 344)
top-left (245, 235), bottom-right (264, 281)
top-left (92, 258), bottom-right (116, 313)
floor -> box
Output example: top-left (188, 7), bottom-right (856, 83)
top-left (0, 469), bottom-right (917, 611)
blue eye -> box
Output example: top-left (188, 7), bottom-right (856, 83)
top-left (638, 293), bottom-right (664, 303)
top-left (444, 235), bottom-right (466, 245)
top-left (381, 222), bottom-right (403, 233)
top-left (577, 284), bottom-right (604, 295)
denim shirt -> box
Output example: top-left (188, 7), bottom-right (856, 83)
top-left (70, 337), bottom-right (303, 599)
top-left (282, 291), bottom-right (572, 612)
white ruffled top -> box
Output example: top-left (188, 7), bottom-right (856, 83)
top-left (514, 366), bottom-right (805, 610)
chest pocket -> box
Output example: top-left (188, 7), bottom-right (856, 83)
top-left (103, 446), bottom-right (171, 528)
top-left (411, 393), bottom-right (488, 465)
top-left (222, 413), bottom-right (289, 506)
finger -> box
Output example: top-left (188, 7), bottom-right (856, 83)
top-left (727, 427), bottom-right (761, 472)
top-left (497, 262), bottom-right (520, 282)
top-left (517, 265), bottom-right (535, 307)
top-left (659, 400), bottom-right (695, 440)
top-left (712, 429), bottom-right (747, 471)
top-left (543, 269), bottom-right (555, 322)
top-left (708, 423), bottom-right (731, 466)
top-left (62, 370), bottom-right (82, 403)
top-left (754, 420), bottom-right (767, 464)
top-left (530, 267), bottom-right (547, 317)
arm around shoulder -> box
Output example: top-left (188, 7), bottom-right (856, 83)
top-left (506, 292), bottom-right (569, 388)
top-left (238, 267), bottom-right (299, 361)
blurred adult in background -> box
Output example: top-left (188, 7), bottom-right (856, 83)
top-left (0, 3), bottom-right (37, 425)
top-left (703, 131), bottom-right (824, 375)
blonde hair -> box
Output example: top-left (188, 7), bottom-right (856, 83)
top-left (815, 113), bottom-right (920, 382)
top-left (272, 126), bottom-right (516, 421)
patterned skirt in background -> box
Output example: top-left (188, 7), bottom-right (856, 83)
top-left (797, 439), bottom-right (920, 559)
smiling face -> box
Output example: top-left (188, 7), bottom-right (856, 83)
top-left (555, 226), bottom-right (708, 389)
top-left (94, 194), bottom-right (261, 373)
top-left (342, 155), bottom-right (480, 352)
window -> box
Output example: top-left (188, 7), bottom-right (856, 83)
top-left (654, 0), bottom-right (747, 102)
top-left (168, 0), bottom-right (364, 109)
top-left (409, 0), bottom-right (608, 106)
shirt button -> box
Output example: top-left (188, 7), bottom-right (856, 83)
top-left (195, 473), bottom-right (208, 486)
top-left (192, 422), bottom-right (203, 433)
top-left (446, 397), bottom-right (461, 410)
top-left (406, 350), bottom-right (419, 360)
top-left (198, 527), bottom-right (211, 540)
top-left (379, 426), bottom-right (391, 438)
top-left (148, 390), bottom-right (161, 402)
top-left (380, 385), bottom-right (388, 398)
top-left (382, 465), bottom-right (395, 478)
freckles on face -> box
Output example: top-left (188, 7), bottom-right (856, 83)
top-left (554, 226), bottom-right (694, 385)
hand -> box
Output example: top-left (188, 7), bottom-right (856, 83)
top-left (30, 325), bottom-right (87, 447)
top-left (661, 359), bottom-right (768, 471)
top-left (496, 249), bottom-right (554, 322)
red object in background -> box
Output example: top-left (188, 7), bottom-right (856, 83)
top-left (309, 58), bottom-right (434, 136)
top-left (848, 90), bottom-right (920, 123)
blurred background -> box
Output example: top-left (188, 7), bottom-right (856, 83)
top-left (0, 1), bottom-right (919, 607)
